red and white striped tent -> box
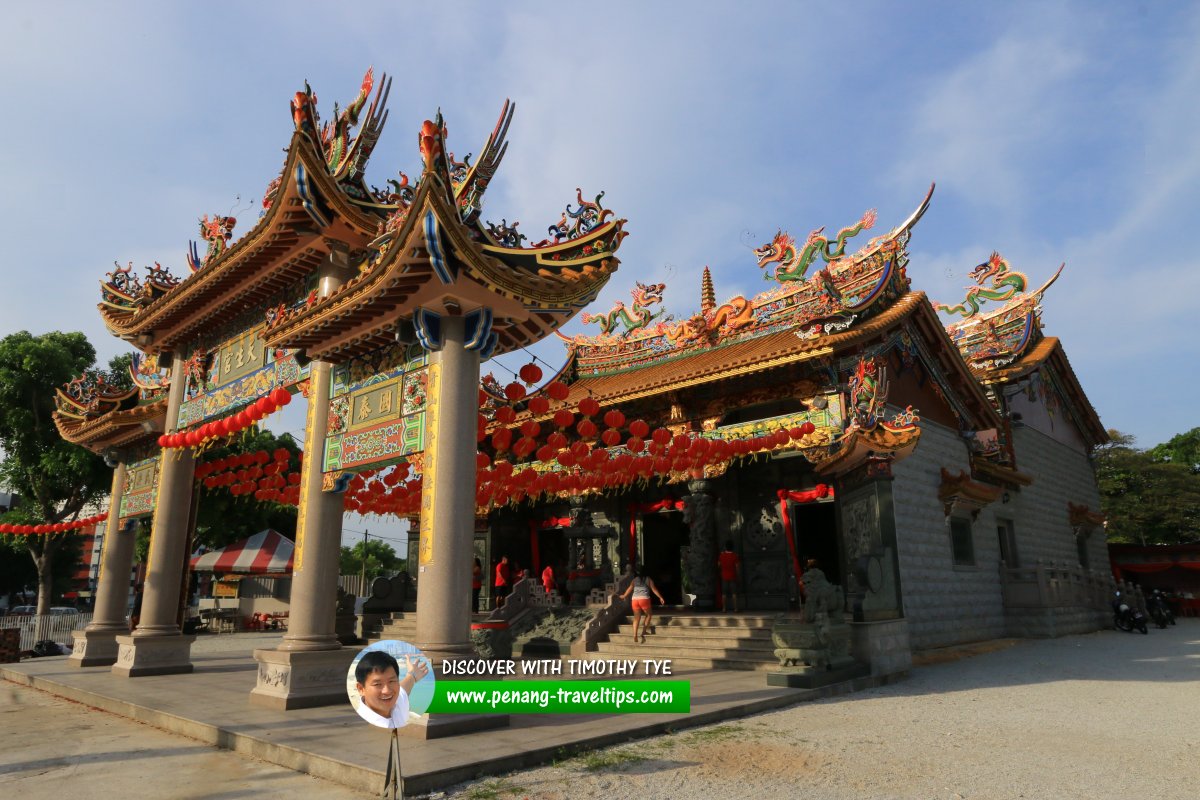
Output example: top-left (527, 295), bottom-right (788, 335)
top-left (190, 529), bottom-right (295, 574)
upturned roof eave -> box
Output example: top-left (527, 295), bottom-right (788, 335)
top-left (98, 133), bottom-right (384, 351)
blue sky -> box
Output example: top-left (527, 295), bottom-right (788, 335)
top-left (3, 2), bottom-right (1196, 547)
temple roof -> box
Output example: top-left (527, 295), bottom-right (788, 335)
top-left (265, 106), bottom-right (626, 361)
top-left (557, 291), bottom-right (1002, 434)
top-left (933, 255), bottom-right (1106, 448)
top-left (563, 185), bottom-right (934, 377)
top-left (982, 335), bottom-right (1107, 447)
top-left (98, 131), bottom-right (384, 354)
top-left (97, 71), bottom-right (399, 355)
top-left (53, 398), bottom-right (168, 454)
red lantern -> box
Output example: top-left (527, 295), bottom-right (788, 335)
top-left (627, 436), bottom-right (645, 453)
top-left (520, 420), bottom-right (541, 439)
top-left (578, 397), bottom-right (600, 417)
top-left (513, 437), bottom-right (537, 458)
top-left (246, 404), bottom-right (265, 422)
top-left (601, 428), bottom-right (622, 447)
top-left (495, 406), bottom-right (517, 425)
top-left (628, 419), bottom-right (650, 438)
top-left (528, 395), bottom-right (550, 415)
top-left (553, 409), bottom-right (574, 429)
top-left (556, 451), bottom-right (576, 468)
top-left (503, 382), bottom-right (526, 401)
top-left (519, 363), bottom-right (543, 384)
top-left (802, 421), bottom-right (816, 435)
top-left (651, 428), bottom-right (672, 446)
top-left (271, 387), bottom-right (291, 406)
top-left (491, 429), bottom-right (513, 451)
top-left (603, 410), bottom-right (625, 429)
top-left (476, 452), bottom-right (491, 469)
top-left (158, 434), bottom-right (169, 448)
top-left (546, 381), bottom-right (569, 401)
top-left (576, 419), bottom-right (598, 439)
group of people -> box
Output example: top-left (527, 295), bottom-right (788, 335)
top-left (472, 554), bottom-right (567, 611)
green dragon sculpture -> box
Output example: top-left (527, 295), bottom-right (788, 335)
top-left (935, 252), bottom-right (1028, 318)
top-left (581, 281), bottom-right (666, 336)
top-left (755, 208), bottom-right (877, 282)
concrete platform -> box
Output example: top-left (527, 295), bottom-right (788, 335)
top-left (1, 636), bottom-right (899, 796)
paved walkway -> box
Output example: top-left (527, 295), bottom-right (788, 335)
top-left (1, 631), bottom-right (859, 796)
top-left (0, 680), bottom-right (368, 800)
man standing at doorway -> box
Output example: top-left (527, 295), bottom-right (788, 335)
top-left (718, 541), bottom-right (741, 612)
top-left (494, 555), bottom-right (511, 609)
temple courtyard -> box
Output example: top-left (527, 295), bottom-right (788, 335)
top-left (1, 622), bottom-right (1196, 799)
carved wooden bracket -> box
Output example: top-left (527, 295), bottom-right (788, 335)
top-left (939, 467), bottom-right (1003, 520)
top-left (1067, 502), bottom-right (1105, 538)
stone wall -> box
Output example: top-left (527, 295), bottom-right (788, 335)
top-left (1009, 425), bottom-right (1107, 570)
top-left (892, 419), bottom-right (1007, 650)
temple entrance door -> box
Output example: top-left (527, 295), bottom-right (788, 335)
top-left (742, 501), bottom-right (792, 611)
top-left (535, 528), bottom-right (569, 583)
top-left (639, 512), bottom-right (689, 605)
top-left (789, 499), bottom-right (840, 587)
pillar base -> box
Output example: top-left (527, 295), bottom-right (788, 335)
top-left (400, 712), bottom-right (510, 740)
top-left (849, 618), bottom-right (911, 679)
top-left (112, 634), bottom-right (195, 677)
top-left (68, 627), bottom-right (127, 668)
top-left (249, 647), bottom-right (357, 710)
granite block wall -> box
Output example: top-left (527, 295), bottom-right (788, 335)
top-left (1009, 425), bottom-right (1107, 570)
top-left (891, 419), bottom-right (1007, 650)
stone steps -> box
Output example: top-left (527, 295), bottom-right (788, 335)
top-left (593, 613), bottom-right (781, 672)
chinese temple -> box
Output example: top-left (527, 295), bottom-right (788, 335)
top-left (482, 193), bottom-right (1110, 654)
top-left (48, 68), bottom-right (1113, 708)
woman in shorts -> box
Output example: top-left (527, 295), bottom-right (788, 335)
top-left (620, 564), bottom-right (665, 643)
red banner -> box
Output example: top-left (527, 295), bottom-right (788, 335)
top-left (777, 485), bottom-right (835, 593)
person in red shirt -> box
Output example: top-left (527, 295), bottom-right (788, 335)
top-left (541, 563), bottom-right (555, 597)
top-left (471, 557), bottom-right (483, 613)
top-left (717, 541), bottom-right (741, 612)
top-left (494, 555), bottom-right (511, 608)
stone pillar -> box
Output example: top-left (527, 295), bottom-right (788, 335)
top-left (837, 459), bottom-right (903, 622)
top-left (407, 315), bottom-right (507, 739)
top-left (113, 355), bottom-right (196, 676)
top-left (251, 242), bottom-right (356, 709)
top-left (414, 315), bottom-right (478, 662)
top-left (70, 462), bottom-right (134, 667)
top-left (683, 479), bottom-right (718, 611)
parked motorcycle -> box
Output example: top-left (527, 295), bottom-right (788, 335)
top-left (1112, 591), bottom-right (1149, 634)
top-left (1147, 590), bottom-right (1176, 629)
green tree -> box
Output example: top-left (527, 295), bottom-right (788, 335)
top-left (0, 331), bottom-right (113, 616)
top-left (1149, 427), bottom-right (1200, 474)
top-left (339, 539), bottom-right (404, 582)
top-left (1097, 429), bottom-right (1200, 545)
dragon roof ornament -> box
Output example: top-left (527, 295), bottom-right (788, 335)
top-left (756, 208), bottom-right (878, 284)
top-left (939, 255), bottom-right (1064, 374)
top-left (366, 101), bottom-right (627, 269)
top-left (291, 68), bottom-right (392, 200)
top-left (565, 184), bottom-right (934, 375)
top-left (99, 261), bottom-right (185, 313)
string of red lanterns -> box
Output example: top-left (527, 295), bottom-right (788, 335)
top-left (157, 387), bottom-right (292, 451)
top-left (0, 513), bottom-right (109, 536)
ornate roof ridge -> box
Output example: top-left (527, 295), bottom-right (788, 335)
top-left (564, 185), bottom-right (933, 370)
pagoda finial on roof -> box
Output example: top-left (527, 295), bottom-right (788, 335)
top-left (701, 266), bottom-right (715, 316)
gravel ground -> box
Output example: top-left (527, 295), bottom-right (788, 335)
top-left (439, 621), bottom-right (1200, 800)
